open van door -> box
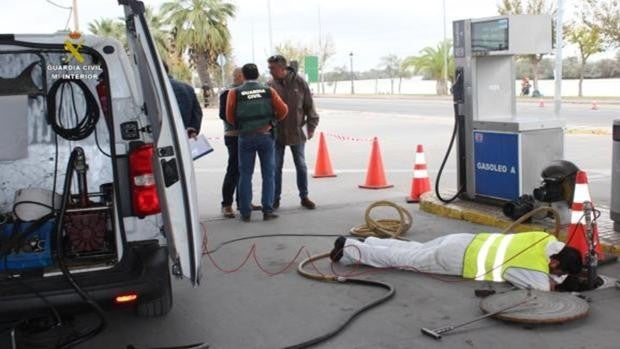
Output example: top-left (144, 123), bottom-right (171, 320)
top-left (120, 0), bottom-right (202, 285)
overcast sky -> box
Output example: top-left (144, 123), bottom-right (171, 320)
top-left (0, 0), bottom-right (610, 72)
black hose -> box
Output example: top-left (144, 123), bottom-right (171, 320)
top-left (282, 278), bottom-right (395, 349)
top-left (47, 79), bottom-right (100, 141)
top-left (54, 149), bottom-right (107, 349)
top-left (204, 233), bottom-right (396, 349)
top-left (434, 102), bottom-right (463, 203)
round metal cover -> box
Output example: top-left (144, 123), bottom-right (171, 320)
top-left (479, 290), bottom-right (589, 324)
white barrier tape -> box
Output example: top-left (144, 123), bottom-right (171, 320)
top-left (323, 132), bottom-right (374, 142)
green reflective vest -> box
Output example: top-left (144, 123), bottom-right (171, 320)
top-left (462, 231), bottom-right (554, 282)
top-left (234, 81), bottom-right (275, 132)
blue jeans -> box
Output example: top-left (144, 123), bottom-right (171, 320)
top-left (274, 142), bottom-right (309, 202)
top-left (238, 133), bottom-right (276, 216)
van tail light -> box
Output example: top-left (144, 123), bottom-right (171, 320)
top-left (129, 144), bottom-right (161, 216)
top-left (115, 293), bottom-right (138, 304)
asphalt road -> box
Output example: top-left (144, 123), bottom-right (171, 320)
top-left (316, 96), bottom-right (620, 129)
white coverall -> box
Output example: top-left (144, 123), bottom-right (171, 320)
top-left (340, 234), bottom-right (566, 291)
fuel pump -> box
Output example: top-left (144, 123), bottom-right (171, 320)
top-left (439, 15), bottom-right (565, 205)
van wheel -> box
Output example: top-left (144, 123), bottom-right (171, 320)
top-left (136, 272), bottom-right (173, 317)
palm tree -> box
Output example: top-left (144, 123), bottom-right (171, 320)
top-left (161, 0), bottom-right (236, 93)
top-left (144, 5), bottom-right (170, 59)
top-left (88, 18), bottom-right (125, 46)
top-left (403, 40), bottom-right (454, 95)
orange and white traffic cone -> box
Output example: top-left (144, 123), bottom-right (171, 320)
top-left (359, 137), bottom-right (393, 189)
top-left (538, 99), bottom-right (545, 108)
top-left (567, 171), bottom-right (604, 261)
top-left (407, 145), bottom-right (432, 203)
top-left (312, 132), bottom-right (337, 178)
top-left (591, 100), bottom-right (598, 110)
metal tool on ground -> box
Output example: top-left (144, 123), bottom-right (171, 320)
top-left (407, 144), bottom-right (431, 203)
top-left (583, 201), bottom-right (598, 290)
top-left (567, 171), bottom-right (616, 265)
top-left (421, 295), bottom-right (535, 340)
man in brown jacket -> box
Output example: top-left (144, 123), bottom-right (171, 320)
top-left (267, 55), bottom-right (320, 210)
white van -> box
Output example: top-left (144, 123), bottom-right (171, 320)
top-left (0, 0), bottom-right (202, 318)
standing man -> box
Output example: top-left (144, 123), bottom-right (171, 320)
top-left (267, 55), bottom-right (320, 210)
top-left (219, 68), bottom-right (262, 218)
top-left (164, 62), bottom-right (202, 138)
top-left (226, 64), bottom-right (288, 222)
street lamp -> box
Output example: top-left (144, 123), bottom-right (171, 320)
top-left (349, 52), bottom-right (354, 95)
top-left (218, 54), bottom-right (226, 88)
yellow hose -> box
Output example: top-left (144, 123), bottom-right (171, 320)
top-left (349, 200), bottom-right (412, 240)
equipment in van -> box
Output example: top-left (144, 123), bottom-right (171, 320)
top-left (0, 220), bottom-right (54, 271)
top-left (62, 147), bottom-right (115, 257)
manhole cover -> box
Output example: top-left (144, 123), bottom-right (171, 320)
top-left (480, 290), bottom-right (589, 324)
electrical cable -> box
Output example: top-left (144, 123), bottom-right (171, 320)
top-left (285, 256), bottom-right (395, 349)
top-left (44, 0), bottom-right (73, 30)
top-left (47, 79), bottom-right (100, 141)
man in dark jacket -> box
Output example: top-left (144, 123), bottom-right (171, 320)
top-left (219, 68), bottom-right (262, 218)
top-left (164, 62), bottom-right (202, 137)
top-left (267, 55), bottom-right (320, 210)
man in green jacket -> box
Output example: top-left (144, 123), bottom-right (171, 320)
top-left (226, 64), bottom-right (288, 222)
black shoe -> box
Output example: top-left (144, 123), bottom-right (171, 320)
top-left (263, 212), bottom-right (278, 221)
top-left (330, 236), bottom-right (346, 262)
top-left (301, 197), bottom-right (316, 210)
top-left (241, 215), bottom-right (251, 222)
top-left (251, 204), bottom-right (263, 211)
top-left (273, 199), bottom-right (280, 210)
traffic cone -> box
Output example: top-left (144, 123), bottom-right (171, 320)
top-left (312, 132), bottom-right (337, 178)
top-left (359, 137), bottom-right (393, 189)
top-left (407, 145), bottom-right (432, 203)
top-left (591, 100), bottom-right (598, 110)
top-left (538, 99), bottom-right (545, 108)
top-left (567, 171), bottom-right (604, 261)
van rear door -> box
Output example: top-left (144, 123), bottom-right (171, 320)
top-left (120, 0), bottom-right (202, 285)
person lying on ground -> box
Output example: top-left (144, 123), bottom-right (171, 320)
top-left (329, 231), bottom-right (582, 291)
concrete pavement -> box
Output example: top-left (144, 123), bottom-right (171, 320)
top-left (70, 100), bottom-right (620, 349)
top-left (82, 198), bottom-right (620, 349)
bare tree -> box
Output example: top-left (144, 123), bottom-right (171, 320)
top-left (317, 35), bottom-right (336, 94)
top-left (498, 0), bottom-right (556, 94)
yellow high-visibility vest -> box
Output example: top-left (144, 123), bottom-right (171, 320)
top-left (462, 231), bottom-right (555, 282)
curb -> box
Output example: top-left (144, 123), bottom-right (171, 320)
top-left (419, 192), bottom-right (620, 256)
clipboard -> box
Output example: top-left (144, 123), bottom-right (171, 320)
top-left (189, 134), bottom-right (214, 160)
